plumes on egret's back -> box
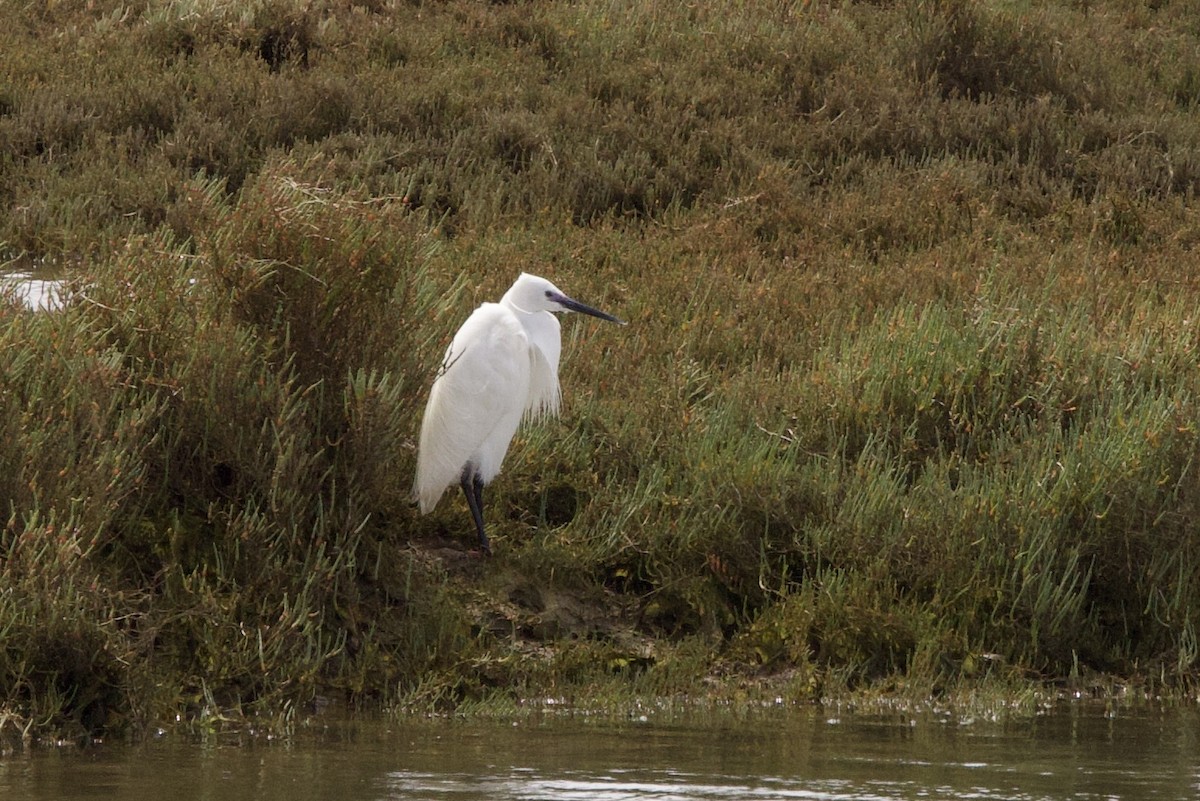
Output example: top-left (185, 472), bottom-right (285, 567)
top-left (413, 273), bottom-right (624, 554)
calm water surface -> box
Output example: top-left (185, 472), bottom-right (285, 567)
top-left (0, 257), bottom-right (66, 310)
top-left (1, 704), bottom-right (1197, 800)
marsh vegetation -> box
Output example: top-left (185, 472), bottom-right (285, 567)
top-left (3, 0), bottom-right (1200, 743)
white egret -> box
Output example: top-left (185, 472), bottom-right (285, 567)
top-left (413, 272), bottom-right (625, 554)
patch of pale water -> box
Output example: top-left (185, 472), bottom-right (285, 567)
top-left (0, 704), bottom-right (1197, 801)
top-left (1, 255), bottom-right (67, 311)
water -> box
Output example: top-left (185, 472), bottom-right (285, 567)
top-left (1, 704), bottom-right (1197, 800)
top-left (0, 256), bottom-right (67, 311)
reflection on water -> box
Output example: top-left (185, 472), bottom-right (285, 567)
top-left (0, 704), bottom-right (1198, 801)
top-left (373, 706), bottom-right (1200, 801)
top-left (1, 256), bottom-right (67, 311)
top-left (385, 769), bottom-right (884, 799)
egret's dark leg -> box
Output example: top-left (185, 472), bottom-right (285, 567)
top-left (460, 466), bottom-right (491, 555)
top-left (472, 473), bottom-right (485, 527)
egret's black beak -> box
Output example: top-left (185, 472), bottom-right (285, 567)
top-left (558, 295), bottom-right (626, 325)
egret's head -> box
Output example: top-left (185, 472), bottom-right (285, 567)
top-left (504, 272), bottom-right (625, 324)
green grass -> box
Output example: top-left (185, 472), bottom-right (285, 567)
top-left (3, 0), bottom-right (1200, 744)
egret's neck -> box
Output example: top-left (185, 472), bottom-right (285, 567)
top-left (503, 298), bottom-right (537, 315)
top-left (500, 292), bottom-right (551, 319)
top-left (507, 303), bottom-right (561, 370)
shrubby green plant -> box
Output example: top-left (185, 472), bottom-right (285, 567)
top-left (4, 0), bottom-right (1200, 742)
top-left (1, 165), bottom-right (475, 740)
top-left (565, 283), bottom-right (1200, 690)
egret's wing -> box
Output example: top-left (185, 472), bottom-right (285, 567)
top-left (413, 305), bottom-right (531, 512)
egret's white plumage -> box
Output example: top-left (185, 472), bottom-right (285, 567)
top-left (414, 273), bottom-right (624, 553)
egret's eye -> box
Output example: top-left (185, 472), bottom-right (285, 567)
top-left (544, 290), bottom-right (552, 298)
